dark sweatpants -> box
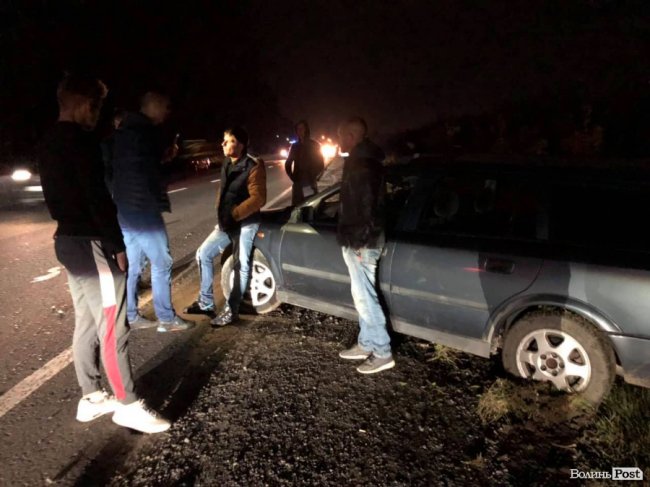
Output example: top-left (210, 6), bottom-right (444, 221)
top-left (54, 236), bottom-right (137, 404)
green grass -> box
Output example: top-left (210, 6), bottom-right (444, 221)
top-left (584, 383), bottom-right (650, 476)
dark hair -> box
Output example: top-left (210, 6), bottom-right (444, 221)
top-left (346, 116), bottom-right (368, 137)
top-left (295, 120), bottom-right (311, 137)
top-left (225, 126), bottom-right (249, 148)
top-left (57, 73), bottom-right (107, 108)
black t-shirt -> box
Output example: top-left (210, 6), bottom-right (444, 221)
top-left (38, 122), bottom-right (125, 252)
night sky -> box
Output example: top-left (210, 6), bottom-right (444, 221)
top-left (0, 0), bottom-right (648, 157)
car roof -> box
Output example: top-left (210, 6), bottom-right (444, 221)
top-left (386, 154), bottom-right (650, 185)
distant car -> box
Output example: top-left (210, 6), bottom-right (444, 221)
top-left (219, 156), bottom-right (650, 403)
top-left (0, 162), bottom-right (44, 207)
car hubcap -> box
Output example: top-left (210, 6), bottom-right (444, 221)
top-left (229, 260), bottom-right (276, 307)
top-left (515, 329), bottom-right (592, 392)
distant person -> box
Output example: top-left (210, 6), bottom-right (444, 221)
top-left (101, 108), bottom-right (126, 193)
top-left (184, 126), bottom-right (267, 326)
top-left (111, 92), bottom-right (192, 332)
top-left (38, 73), bottom-right (170, 433)
top-left (284, 120), bottom-right (324, 205)
top-left (336, 116), bottom-right (394, 374)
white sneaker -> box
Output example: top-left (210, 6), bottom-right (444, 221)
top-left (112, 399), bottom-right (171, 434)
top-left (76, 390), bottom-right (118, 422)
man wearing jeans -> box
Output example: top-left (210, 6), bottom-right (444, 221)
top-left (38, 74), bottom-right (169, 433)
top-left (336, 117), bottom-right (394, 374)
top-left (111, 92), bottom-right (193, 332)
top-left (184, 126), bottom-right (267, 326)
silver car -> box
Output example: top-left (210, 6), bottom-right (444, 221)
top-left (220, 158), bottom-right (650, 403)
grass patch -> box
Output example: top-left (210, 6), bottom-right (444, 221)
top-left (581, 383), bottom-right (650, 476)
top-left (426, 344), bottom-right (462, 369)
top-left (477, 378), bottom-right (594, 425)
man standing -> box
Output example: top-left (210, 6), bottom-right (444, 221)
top-left (336, 117), bottom-right (394, 374)
top-left (38, 74), bottom-right (170, 433)
top-left (184, 127), bottom-right (266, 326)
top-left (284, 120), bottom-right (324, 205)
top-left (111, 92), bottom-right (192, 332)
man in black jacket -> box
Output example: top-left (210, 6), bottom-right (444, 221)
top-left (38, 74), bottom-right (170, 433)
top-left (111, 92), bottom-right (192, 333)
top-left (284, 120), bottom-right (324, 205)
top-left (336, 117), bottom-right (394, 374)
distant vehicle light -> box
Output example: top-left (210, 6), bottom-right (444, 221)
top-left (280, 148), bottom-right (289, 158)
top-left (11, 169), bottom-right (31, 182)
top-left (321, 143), bottom-right (337, 160)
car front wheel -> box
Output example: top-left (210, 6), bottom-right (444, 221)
top-left (221, 249), bottom-right (280, 314)
top-left (502, 310), bottom-right (616, 404)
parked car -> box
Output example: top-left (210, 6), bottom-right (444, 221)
top-left (220, 157), bottom-right (650, 403)
top-left (0, 162), bottom-right (44, 207)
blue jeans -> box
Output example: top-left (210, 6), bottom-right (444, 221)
top-left (196, 222), bottom-right (259, 312)
top-left (341, 246), bottom-right (391, 358)
top-left (118, 213), bottom-right (175, 322)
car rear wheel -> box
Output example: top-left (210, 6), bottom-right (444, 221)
top-left (502, 310), bottom-right (616, 404)
top-left (221, 249), bottom-right (280, 314)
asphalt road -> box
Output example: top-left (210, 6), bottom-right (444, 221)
top-left (0, 158), bottom-right (292, 485)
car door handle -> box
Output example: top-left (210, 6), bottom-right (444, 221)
top-left (483, 258), bottom-right (515, 274)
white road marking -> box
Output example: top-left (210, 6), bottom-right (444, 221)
top-left (0, 290), bottom-right (156, 420)
top-left (264, 186), bottom-right (292, 209)
top-left (210, 179), bottom-right (221, 183)
top-left (0, 348), bottom-right (72, 418)
top-left (31, 267), bottom-right (61, 283)
top-left (168, 187), bottom-right (187, 194)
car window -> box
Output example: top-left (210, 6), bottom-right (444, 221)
top-left (548, 181), bottom-right (650, 251)
top-left (385, 174), bottom-right (418, 230)
top-left (313, 191), bottom-right (340, 224)
top-left (417, 175), bottom-right (541, 240)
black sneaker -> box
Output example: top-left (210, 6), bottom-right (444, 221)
top-left (183, 300), bottom-right (215, 317)
top-left (210, 305), bottom-right (239, 327)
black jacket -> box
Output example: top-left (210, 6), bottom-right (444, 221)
top-left (38, 122), bottom-right (125, 253)
top-left (111, 112), bottom-right (171, 216)
top-left (284, 138), bottom-right (324, 185)
top-left (336, 138), bottom-right (386, 249)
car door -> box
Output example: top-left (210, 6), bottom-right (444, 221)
top-left (278, 171), bottom-right (418, 311)
top-left (279, 188), bottom-right (352, 307)
top-left (389, 171), bottom-right (544, 341)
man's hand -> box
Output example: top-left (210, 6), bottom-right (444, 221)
top-left (115, 251), bottom-right (128, 272)
top-left (162, 144), bottom-right (179, 163)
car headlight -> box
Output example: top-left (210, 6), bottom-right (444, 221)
top-left (279, 148), bottom-right (289, 158)
top-left (320, 143), bottom-right (337, 160)
top-left (11, 169), bottom-right (32, 182)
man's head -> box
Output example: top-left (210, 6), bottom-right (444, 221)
top-left (295, 120), bottom-right (310, 141)
top-left (222, 126), bottom-right (249, 160)
top-left (337, 116), bottom-right (368, 153)
top-left (57, 74), bottom-right (108, 130)
top-left (140, 92), bottom-right (171, 125)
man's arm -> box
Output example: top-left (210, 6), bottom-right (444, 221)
top-left (232, 159), bottom-right (267, 221)
top-left (284, 144), bottom-right (296, 181)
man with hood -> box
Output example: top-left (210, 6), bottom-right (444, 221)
top-left (336, 117), bottom-right (394, 374)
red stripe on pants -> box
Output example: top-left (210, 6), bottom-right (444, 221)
top-left (102, 304), bottom-right (125, 400)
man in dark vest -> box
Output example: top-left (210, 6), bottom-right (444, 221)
top-left (184, 126), bottom-right (267, 325)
